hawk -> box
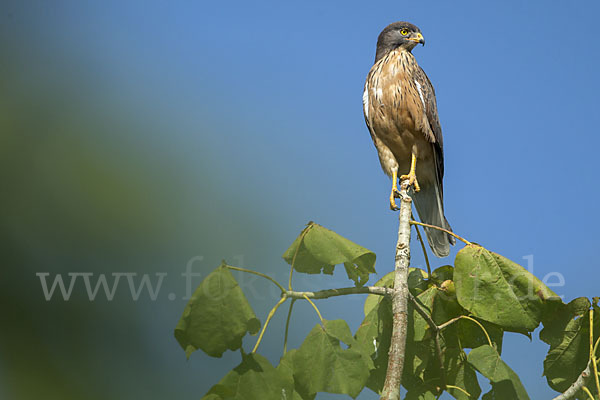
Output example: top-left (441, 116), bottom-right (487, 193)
top-left (363, 22), bottom-right (455, 257)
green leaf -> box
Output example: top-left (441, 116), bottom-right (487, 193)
top-left (467, 345), bottom-right (530, 399)
top-left (174, 264), bottom-right (260, 358)
top-left (405, 388), bottom-right (438, 399)
top-left (457, 317), bottom-right (504, 354)
top-left (539, 298), bottom-right (599, 392)
top-left (282, 222), bottom-right (376, 287)
top-left (454, 245), bottom-right (559, 332)
top-left (361, 292), bottom-right (435, 394)
top-left (355, 295), bottom-right (393, 394)
top-left (359, 279), bottom-right (483, 397)
top-left (293, 320), bottom-right (372, 398)
top-left (444, 348), bottom-right (481, 400)
top-left (410, 285), bottom-right (463, 343)
top-left (540, 297), bottom-right (591, 347)
top-left (409, 268), bottom-right (431, 296)
top-left (277, 350), bottom-right (312, 400)
top-left (363, 268), bottom-right (428, 318)
top-left (411, 287), bottom-right (438, 341)
top-left (402, 340), bottom-right (434, 392)
top-left (431, 265), bottom-right (454, 283)
top-left (356, 297), bottom-right (392, 357)
top-left (363, 271), bottom-right (394, 317)
top-left (202, 352), bottom-right (296, 400)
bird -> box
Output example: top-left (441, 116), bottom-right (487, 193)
top-left (362, 21), bottom-right (455, 257)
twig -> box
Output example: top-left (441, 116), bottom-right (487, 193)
top-left (381, 179), bottom-right (412, 400)
top-left (434, 330), bottom-right (447, 391)
top-left (409, 220), bottom-right (472, 245)
top-left (252, 296), bottom-right (287, 353)
top-left (409, 293), bottom-right (437, 329)
top-left (409, 294), bottom-right (446, 391)
top-left (283, 299), bottom-right (296, 354)
top-left (225, 265), bottom-right (286, 294)
top-left (413, 220), bottom-right (432, 277)
top-left (437, 316), bottom-right (461, 331)
top-left (285, 286), bottom-right (392, 300)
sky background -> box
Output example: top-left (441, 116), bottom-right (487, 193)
top-left (2, 0), bottom-right (599, 399)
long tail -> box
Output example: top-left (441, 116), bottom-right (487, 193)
top-left (412, 183), bottom-right (455, 258)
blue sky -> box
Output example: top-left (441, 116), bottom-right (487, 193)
top-left (4, 0), bottom-right (600, 398)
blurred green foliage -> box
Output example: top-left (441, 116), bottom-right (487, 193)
top-left (0, 17), bottom-right (280, 399)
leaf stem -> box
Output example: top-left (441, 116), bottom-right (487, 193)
top-left (409, 220), bottom-right (472, 245)
top-left (302, 294), bottom-right (324, 323)
top-left (590, 309), bottom-right (600, 397)
top-left (283, 299), bottom-right (296, 354)
top-left (413, 219), bottom-right (432, 277)
top-left (225, 265), bottom-right (286, 294)
top-left (252, 295), bottom-right (287, 353)
top-left (445, 385), bottom-right (470, 397)
top-left (459, 316), bottom-right (492, 348)
top-left (437, 315), bottom-right (493, 348)
top-left (581, 386), bottom-right (594, 400)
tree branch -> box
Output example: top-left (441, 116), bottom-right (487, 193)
top-left (285, 286), bottom-right (392, 299)
top-left (381, 180), bottom-right (412, 400)
top-left (551, 359), bottom-right (592, 400)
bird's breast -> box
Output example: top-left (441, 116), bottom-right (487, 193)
top-left (364, 50), bottom-right (429, 154)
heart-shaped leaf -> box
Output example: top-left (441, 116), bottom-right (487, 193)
top-left (174, 263), bottom-right (260, 358)
top-left (283, 222), bottom-right (376, 287)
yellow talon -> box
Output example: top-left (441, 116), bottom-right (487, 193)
top-left (400, 153), bottom-right (420, 192)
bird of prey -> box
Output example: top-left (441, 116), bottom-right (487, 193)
top-left (363, 21), bottom-right (455, 257)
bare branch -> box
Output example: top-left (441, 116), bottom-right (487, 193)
top-left (285, 286), bottom-right (392, 300)
top-left (409, 293), bottom-right (437, 330)
top-left (381, 179), bottom-right (412, 400)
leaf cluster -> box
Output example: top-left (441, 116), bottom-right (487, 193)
top-left (174, 222), bottom-right (600, 399)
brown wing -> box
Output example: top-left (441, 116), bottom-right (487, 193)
top-left (415, 66), bottom-right (445, 185)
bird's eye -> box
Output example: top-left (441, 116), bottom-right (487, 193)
top-left (400, 29), bottom-right (409, 36)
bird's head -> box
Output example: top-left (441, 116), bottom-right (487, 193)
top-left (375, 22), bottom-right (425, 61)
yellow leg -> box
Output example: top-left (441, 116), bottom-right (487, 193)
top-left (400, 153), bottom-right (421, 192)
top-left (389, 168), bottom-right (401, 210)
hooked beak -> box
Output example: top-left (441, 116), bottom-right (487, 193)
top-left (409, 32), bottom-right (426, 46)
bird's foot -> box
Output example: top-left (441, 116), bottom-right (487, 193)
top-left (389, 188), bottom-right (401, 211)
top-left (400, 172), bottom-right (420, 192)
